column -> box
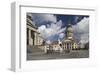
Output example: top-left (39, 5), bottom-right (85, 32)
top-left (29, 29), bottom-right (32, 46)
top-left (34, 33), bottom-right (36, 45)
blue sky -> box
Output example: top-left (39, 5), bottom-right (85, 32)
top-left (57, 15), bottom-right (88, 25)
top-left (28, 13), bottom-right (89, 44)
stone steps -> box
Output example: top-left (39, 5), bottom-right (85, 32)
top-left (27, 45), bottom-right (45, 54)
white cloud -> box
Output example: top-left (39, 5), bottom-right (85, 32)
top-left (32, 13), bottom-right (57, 25)
top-left (38, 20), bottom-right (66, 41)
top-left (74, 16), bottom-right (79, 23)
top-left (72, 17), bottom-right (89, 44)
top-left (59, 33), bottom-right (65, 39)
top-left (46, 40), bottom-right (51, 44)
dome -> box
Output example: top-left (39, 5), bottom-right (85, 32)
top-left (67, 24), bottom-right (73, 32)
top-left (67, 27), bottom-right (73, 32)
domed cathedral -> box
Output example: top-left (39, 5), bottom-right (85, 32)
top-left (61, 24), bottom-right (79, 52)
top-left (67, 24), bottom-right (73, 40)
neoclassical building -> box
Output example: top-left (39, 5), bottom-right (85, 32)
top-left (27, 14), bottom-right (43, 46)
top-left (40, 24), bottom-right (79, 53)
top-left (61, 24), bottom-right (79, 52)
top-left (27, 13), bottom-right (79, 53)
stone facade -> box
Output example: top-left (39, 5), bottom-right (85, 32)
top-left (40, 24), bottom-right (79, 53)
top-left (27, 13), bottom-right (79, 53)
top-left (61, 24), bottom-right (79, 51)
top-left (27, 14), bottom-right (43, 46)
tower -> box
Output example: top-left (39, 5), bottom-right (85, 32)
top-left (67, 24), bottom-right (73, 40)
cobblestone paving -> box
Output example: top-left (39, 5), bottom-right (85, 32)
top-left (27, 50), bottom-right (89, 60)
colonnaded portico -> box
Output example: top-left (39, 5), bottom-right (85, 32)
top-left (27, 13), bottom-right (43, 46)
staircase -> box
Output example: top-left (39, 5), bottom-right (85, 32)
top-left (27, 45), bottom-right (45, 55)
